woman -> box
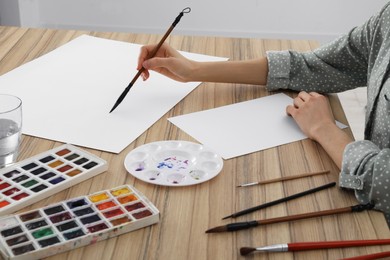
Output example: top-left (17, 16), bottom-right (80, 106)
top-left (137, 3), bottom-right (390, 224)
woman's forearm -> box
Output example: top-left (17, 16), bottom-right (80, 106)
top-left (189, 57), bottom-right (268, 85)
top-left (312, 122), bottom-right (353, 169)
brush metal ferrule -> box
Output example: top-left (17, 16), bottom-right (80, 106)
top-left (256, 244), bottom-right (288, 252)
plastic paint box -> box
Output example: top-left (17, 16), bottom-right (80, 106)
top-left (0, 144), bottom-right (108, 215)
top-left (0, 185), bottom-right (159, 259)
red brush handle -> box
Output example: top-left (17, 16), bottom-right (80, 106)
top-left (341, 251), bottom-right (390, 260)
top-left (288, 239), bottom-right (390, 251)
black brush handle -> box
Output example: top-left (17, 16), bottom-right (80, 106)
top-left (226, 221), bottom-right (259, 231)
top-left (228, 182), bottom-right (336, 218)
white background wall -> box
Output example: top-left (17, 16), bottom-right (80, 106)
top-left (0, 0), bottom-right (389, 43)
top-left (0, 0), bottom-right (20, 26)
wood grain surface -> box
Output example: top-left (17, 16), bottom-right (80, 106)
top-left (0, 26), bottom-right (388, 260)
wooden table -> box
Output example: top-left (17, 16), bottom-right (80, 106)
top-left (0, 26), bottom-right (389, 260)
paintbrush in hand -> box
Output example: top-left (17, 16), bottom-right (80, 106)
top-left (206, 203), bottom-right (374, 233)
top-left (109, 7), bottom-right (191, 113)
top-left (240, 239), bottom-right (390, 256)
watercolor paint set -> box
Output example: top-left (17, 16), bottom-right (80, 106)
top-left (0, 144), bottom-right (108, 215)
top-left (0, 184), bottom-right (159, 260)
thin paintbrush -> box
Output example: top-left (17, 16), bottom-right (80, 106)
top-left (206, 203), bottom-right (375, 233)
top-left (223, 181), bottom-right (335, 219)
top-left (237, 170), bottom-right (330, 187)
top-left (240, 239), bottom-right (390, 256)
top-left (109, 7), bottom-right (191, 113)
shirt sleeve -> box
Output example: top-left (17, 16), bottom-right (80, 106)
top-left (339, 141), bottom-right (390, 224)
top-left (266, 4), bottom-right (385, 93)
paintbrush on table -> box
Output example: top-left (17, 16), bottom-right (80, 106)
top-left (341, 251), bottom-right (390, 260)
top-left (223, 181), bottom-right (335, 219)
top-left (237, 170), bottom-right (330, 187)
top-left (206, 203), bottom-right (375, 233)
top-left (109, 7), bottom-right (191, 113)
top-left (240, 239), bottom-right (390, 256)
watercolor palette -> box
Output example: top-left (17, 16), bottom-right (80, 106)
top-left (124, 140), bottom-right (223, 186)
top-left (0, 144), bottom-right (108, 215)
top-left (0, 185), bottom-right (159, 260)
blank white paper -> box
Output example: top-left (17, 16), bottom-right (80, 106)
top-left (168, 93), bottom-right (347, 159)
top-left (0, 35), bottom-right (227, 153)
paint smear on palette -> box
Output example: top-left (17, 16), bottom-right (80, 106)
top-left (134, 162), bottom-right (146, 172)
top-left (124, 141), bottom-right (224, 186)
top-left (144, 170), bottom-right (160, 181)
top-left (157, 157), bottom-right (189, 171)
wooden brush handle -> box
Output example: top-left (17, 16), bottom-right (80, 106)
top-left (288, 239), bottom-right (390, 251)
top-left (259, 206), bottom-right (352, 225)
top-left (257, 170), bottom-right (330, 185)
top-left (341, 251), bottom-right (390, 260)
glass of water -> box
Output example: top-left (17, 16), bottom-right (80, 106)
top-left (0, 94), bottom-right (22, 168)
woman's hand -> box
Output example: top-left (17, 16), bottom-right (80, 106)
top-left (286, 91), bottom-right (335, 140)
top-left (137, 43), bottom-right (197, 82)
top-left (286, 91), bottom-right (353, 169)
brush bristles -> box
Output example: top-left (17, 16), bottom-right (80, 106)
top-left (205, 225), bottom-right (227, 233)
top-left (240, 247), bottom-right (256, 256)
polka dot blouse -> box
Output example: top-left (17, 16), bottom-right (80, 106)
top-left (266, 3), bottom-right (390, 225)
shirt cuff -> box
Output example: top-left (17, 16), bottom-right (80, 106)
top-left (266, 50), bottom-right (291, 91)
top-left (338, 140), bottom-right (379, 191)
top-left (339, 174), bottom-right (365, 190)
